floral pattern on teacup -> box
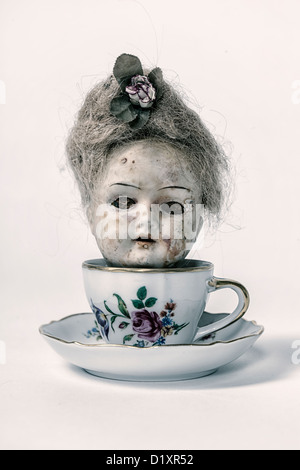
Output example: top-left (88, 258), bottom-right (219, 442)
top-left (90, 287), bottom-right (189, 347)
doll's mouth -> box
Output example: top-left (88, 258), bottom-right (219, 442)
top-left (134, 237), bottom-right (156, 246)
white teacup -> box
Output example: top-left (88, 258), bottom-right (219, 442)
top-left (82, 259), bottom-right (250, 347)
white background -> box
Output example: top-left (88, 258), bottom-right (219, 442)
top-left (0, 0), bottom-right (300, 450)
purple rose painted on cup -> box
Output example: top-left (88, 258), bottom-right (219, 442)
top-left (131, 309), bottom-right (162, 342)
top-left (125, 75), bottom-right (156, 109)
top-left (82, 259), bottom-right (250, 348)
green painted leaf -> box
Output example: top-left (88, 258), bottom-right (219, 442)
top-left (132, 299), bottom-right (144, 309)
top-left (110, 315), bottom-right (118, 332)
top-left (137, 286), bottom-right (147, 301)
top-left (110, 96), bottom-right (138, 122)
top-left (113, 54), bottom-right (143, 91)
top-left (148, 67), bottom-right (164, 100)
top-left (123, 334), bottom-right (135, 345)
top-left (174, 322), bottom-right (189, 335)
top-left (113, 294), bottom-right (130, 318)
top-left (145, 297), bottom-right (157, 308)
top-left (104, 301), bottom-right (116, 315)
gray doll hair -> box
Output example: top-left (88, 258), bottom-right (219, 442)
top-left (66, 69), bottom-right (231, 226)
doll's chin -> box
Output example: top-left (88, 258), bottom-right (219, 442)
top-left (100, 241), bottom-right (188, 268)
top-left (102, 256), bottom-right (184, 269)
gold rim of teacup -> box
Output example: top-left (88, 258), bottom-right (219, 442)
top-left (82, 259), bottom-right (214, 273)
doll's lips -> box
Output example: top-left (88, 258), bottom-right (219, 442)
top-left (134, 237), bottom-right (156, 245)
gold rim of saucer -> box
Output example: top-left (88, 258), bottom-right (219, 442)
top-left (82, 259), bottom-right (214, 273)
top-left (39, 312), bottom-right (264, 349)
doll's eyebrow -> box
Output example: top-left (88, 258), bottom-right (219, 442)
top-left (158, 186), bottom-right (191, 191)
top-left (110, 183), bottom-right (141, 190)
top-left (109, 183), bottom-right (191, 191)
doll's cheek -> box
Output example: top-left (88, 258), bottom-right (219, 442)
top-left (96, 238), bottom-right (133, 264)
top-left (94, 213), bottom-right (116, 240)
top-left (160, 215), bottom-right (185, 240)
top-left (165, 239), bottom-right (187, 261)
top-left (93, 208), bottom-right (126, 240)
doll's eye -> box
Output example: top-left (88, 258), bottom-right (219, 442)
top-left (111, 197), bottom-right (136, 210)
top-left (160, 202), bottom-right (184, 215)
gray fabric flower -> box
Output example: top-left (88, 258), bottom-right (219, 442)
top-left (110, 53), bottom-right (164, 129)
top-left (125, 75), bottom-right (156, 109)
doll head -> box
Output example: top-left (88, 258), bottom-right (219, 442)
top-left (66, 54), bottom-right (230, 268)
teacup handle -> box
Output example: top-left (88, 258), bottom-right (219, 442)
top-left (193, 277), bottom-right (250, 341)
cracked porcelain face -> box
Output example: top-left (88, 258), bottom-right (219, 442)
top-left (88, 141), bottom-right (203, 268)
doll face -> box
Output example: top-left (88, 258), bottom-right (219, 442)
top-left (89, 141), bottom-right (203, 268)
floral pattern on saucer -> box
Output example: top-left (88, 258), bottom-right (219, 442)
top-left (83, 320), bottom-right (102, 341)
top-left (40, 312), bottom-right (264, 381)
top-left (90, 286), bottom-right (189, 347)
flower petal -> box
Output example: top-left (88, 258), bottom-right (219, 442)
top-left (129, 94), bottom-right (141, 106)
top-left (138, 89), bottom-right (148, 100)
top-left (139, 100), bottom-right (153, 109)
top-left (113, 54), bottom-right (143, 91)
top-left (148, 67), bottom-right (164, 100)
top-left (110, 96), bottom-right (138, 122)
top-left (129, 109), bottom-right (151, 129)
top-left (125, 86), bottom-right (138, 95)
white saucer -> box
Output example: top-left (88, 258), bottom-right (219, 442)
top-left (39, 312), bottom-right (264, 382)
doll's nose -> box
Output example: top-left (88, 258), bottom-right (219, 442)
top-left (131, 203), bottom-right (160, 240)
top-left (135, 205), bottom-right (151, 238)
